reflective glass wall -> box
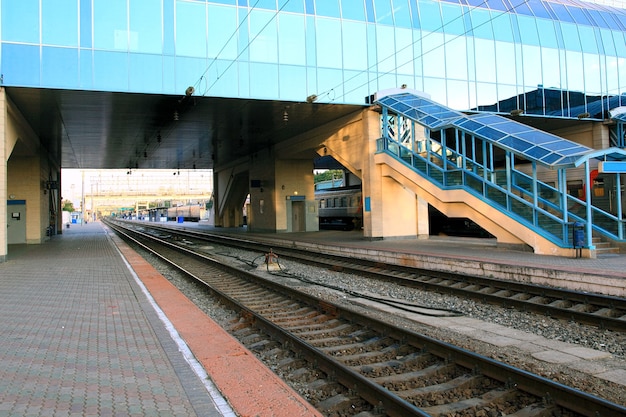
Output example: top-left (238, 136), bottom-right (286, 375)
top-left (2, 0), bottom-right (626, 119)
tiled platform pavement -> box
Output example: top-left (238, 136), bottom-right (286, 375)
top-left (0, 223), bottom-right (231, 417)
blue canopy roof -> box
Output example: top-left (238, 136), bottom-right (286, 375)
top-left (376, 92), bottom-right (603, 168)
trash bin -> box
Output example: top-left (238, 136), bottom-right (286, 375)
top-left (177, 216), bottom-right (184, 223)
top-left (573, 221), bottom-right (585, 248)
top-left (573, 221), bottom-right (584, 258)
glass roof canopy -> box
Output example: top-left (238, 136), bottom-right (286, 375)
top-left (376, 93), bottom-right (602, 169)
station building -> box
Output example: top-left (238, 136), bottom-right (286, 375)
top-left (2, 0), bottom-right (626, 259)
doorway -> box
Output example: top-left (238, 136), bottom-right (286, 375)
top-left (7, 200), bottom-right (26, 244)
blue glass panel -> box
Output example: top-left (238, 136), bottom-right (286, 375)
top-left (278, 14), bottom-right (304, 64)
top-left (470, 9), bottom-right (494, 40)
top-left (305, 15), bottom-right (316, 66)
top-left (162, 55), bottom-right (176, 94)
top-left (516, 131), bottom-right (558, 144)
top-left (418, 1), bottom-right (443, 32)
top-left (510, 14), bottom-right (522, 44)
top-left (516, 15), bottom-right (539, 46)
top-left (208, 5), bottom-right (238, 60)
top-left (279, 65), bottom-right (307, 100)
top-left (316, 18), bottom-right (342, 68)
top-left (255, 0), bottom-right (276, 10)
top-left (548, 3), bottom-right (574, 23)
top-left (541, 154), bottom-right (562, 164)
top-left (42, 47), bottom-right (79, 88)
top-left (209, 0), bottom-right (236, 4)
top-left (176, 1), bottom-right (207, 57)
top-left (614, 31), bottom-right (626, 56)
top-left (249, 10), bottom-right (278, 63)
top-left (409, 0), bottom-right (420, 29)
top-left (440, 3), bottom-right (465, 35)
top-left (615, 14), bottom-right (626, 31)
top-left (280, 0), bottom-right (305, 13)
top-left (560, 23), bottom-right (581, 52)
top-left (485, 0), bottom-right (508, 12)
top-left (305, 0), bottom-right (315, 14)
top-left (587, 10), bottom-right (610, 29)
top-left (250, 63), bottom-right (278, 99)
top-left (129, 53), bottom-right (163, 94)
top-left (316, 0), bottom-right (340, 17)
top-left (238, 0), bottom-right (247, 6)
top-left (508, 0), bottom-right (533, 17)
top-left (93, 51), bottom-right (128, 91)
top-left (578, 26), bottom-right (598, 54)
top-left (491, 13), bottom-right (514, 42)
top-left (163, 0), bottom-right (175, 55)
top-left (80, 0), bottom-right (92, 48)
top-left (593, 27), bottom-right (605, 55)
top-left (342, 21), bottom-right (367, 70)
top-left (392, 0), bottom-right (412, 28)
top-left (525, 146), bottom-right (551, 159)
top-left (341, 0), bottom-right (366, 21)
top-left (130, 0), bottom-right (162, 54)
top-left (535, 19), bottom-right (557, 48)
top-left (458, 119), bottom-right (483, 131)
top-left (567, 6), bottom-right (591, 25)
top-left (492, 121), bottom-right (533, 134)
top-left (343, 69), bottom-right (370, 104)
top-left (43, 0), bottom-right (78, 46)
top-left (365, 0), bottom-right (376, 23)
top-left (316, 68), bottom-right (343, 102)
top-left (602, 12), bottom-right (623, 31)
top-left (373, 0), bottom-right (394, 25)
top-left (526, 0), bottom-right (552, 19)
top-left (376, 25), bottom-right (396, 73)
top-left (499, 136), bottom-right (533, 151)
top-left (1, 44), bottom-right (40, 86)
top-left (176, 56), bottom-right (208, 95)
top-left (79, 49), bottom-right (93, 89)
top-left (94, 0), bottom-right (128, 51)
top-left (476, 126), bottom-right (507, 140)
top-left (2, 0), bottom-right (39, 43)
top-left (472, 114), bottom-right (502, 125)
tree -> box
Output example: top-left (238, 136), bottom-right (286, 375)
top-left (62, 200), bottom-right (75, 212)
top-left (314, 169), bottom-right (343, 183)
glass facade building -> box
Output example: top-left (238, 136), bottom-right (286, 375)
top-left (2, 0), bottom-right (626, 119)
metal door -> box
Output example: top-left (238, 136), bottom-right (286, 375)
top-left (7, 200), bottom-right (26, 244)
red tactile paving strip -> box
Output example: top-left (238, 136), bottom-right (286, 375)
top-left (111, 234), bottom-right (323, 417)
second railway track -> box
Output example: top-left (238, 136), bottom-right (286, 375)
top-left (105, 219), bottom-right (626, 417)
top-left (125, 221), bottom-right (626, 332)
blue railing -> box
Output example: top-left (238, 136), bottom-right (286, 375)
top-left (377, 135), bottom-right (626, 248)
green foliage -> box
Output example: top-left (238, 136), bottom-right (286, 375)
top-left (62, 200), bottom-right (74, 212)
top-left (314, 169), bottom-right (343, 183)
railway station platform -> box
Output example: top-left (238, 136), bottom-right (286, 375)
top-left (0, 222), bottom-right (321, 417)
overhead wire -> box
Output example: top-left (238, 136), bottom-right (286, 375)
top-left (198, 0), bottom-right (292, 97)
top-left (192, 0), bottom-right (264, 94)
top-left (317, 0), bottom-right (532, 105)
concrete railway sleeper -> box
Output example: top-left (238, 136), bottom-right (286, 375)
top-left (121, 221), bottom-right (626, 332)
top-left (105, 219), bottom-right (626, 417)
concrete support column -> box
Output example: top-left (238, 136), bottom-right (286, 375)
top-left (248, 156), bottom-right (316, 233)
top-left (417, 194), bottom-right (429, 237)
top-left (0, 89), bottom-right (7, 261)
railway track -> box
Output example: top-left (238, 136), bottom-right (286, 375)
top-left (105, 219), bottom-right (626, 417)
top-left (122, 221), bottom-right (626, 332)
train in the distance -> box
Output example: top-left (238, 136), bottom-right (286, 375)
top-left (315, 185), bottom-right (363, 230)
top-left (315, 185), bottom-right (492, 237)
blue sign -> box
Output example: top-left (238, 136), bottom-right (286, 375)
top-left (598, 161), bottom-right (626, 173)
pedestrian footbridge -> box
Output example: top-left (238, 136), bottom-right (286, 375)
top-left (374, 91), bottom-right (626, 257)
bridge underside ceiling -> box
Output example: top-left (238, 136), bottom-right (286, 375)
top-left (5, 87), bottom-right (364, 171)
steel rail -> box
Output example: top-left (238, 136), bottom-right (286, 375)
top-left (132, 222), bottom-right (626, 332)
top-left (105, 219), bottom-right (626, 417)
